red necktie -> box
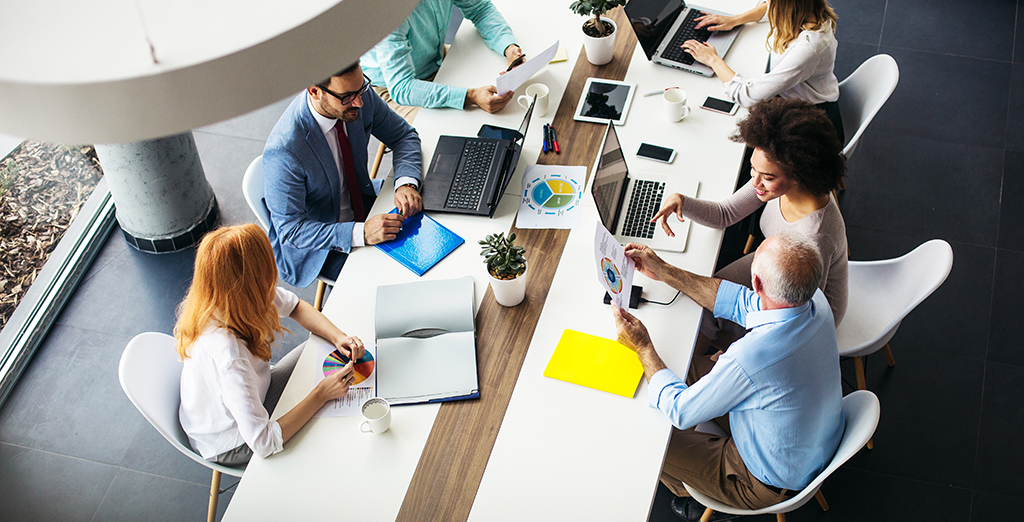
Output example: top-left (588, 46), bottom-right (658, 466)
top-left (335, 122), bottom-right (366, 222)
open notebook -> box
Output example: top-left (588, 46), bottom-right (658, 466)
top-left (374, 276), bottom-right (478, 405)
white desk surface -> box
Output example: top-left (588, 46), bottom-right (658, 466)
top-left (226, 1), bottom-right (768, 520)
top-left (467, 3), bottom-right (770, 521)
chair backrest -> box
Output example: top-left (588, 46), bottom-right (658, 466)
top-left (684, 390), bottom-right (881, 515)
top-left (837, 54), bottom-right (899, 159)
top-left (118, 332), bottom-right (245, 477)
top-left (242, 155), bottom-right (272, 230)
top-left (836, 239), bottom-right (953, 356)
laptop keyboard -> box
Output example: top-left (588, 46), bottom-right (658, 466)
top-left (446, 140), bottom-right (497, 210)
top-left (660, 9), bottom-right (713, 65)
top-left (621, 180), bottom-right (665, 239)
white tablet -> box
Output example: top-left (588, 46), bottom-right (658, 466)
top-left (573, 78), bottom-right (636, 126)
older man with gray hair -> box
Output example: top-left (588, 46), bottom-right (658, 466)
top-left (617, 232), bottom-right (845, 521)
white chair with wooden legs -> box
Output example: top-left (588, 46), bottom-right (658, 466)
top-left (118, 332), bottom-right (244, 522)
top-left (242, 155), bottom-right (336, 310)
top-left (684, 390), bottom-right (881, 522)
top-left (836, 239), bottom-right (952, 448)
top-left (836, 54), bottom-right (899, 190)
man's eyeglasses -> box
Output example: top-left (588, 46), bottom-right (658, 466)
top-left (320, 74), bottom-right (371, 105)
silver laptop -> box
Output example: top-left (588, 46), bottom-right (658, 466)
top-left (625, 0), bottom-right (743, 77)
top-left (591, 123), bottom-right (698, 252)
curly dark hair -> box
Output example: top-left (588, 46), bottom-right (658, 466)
top-left (731, 97), bottom-right (846, 196)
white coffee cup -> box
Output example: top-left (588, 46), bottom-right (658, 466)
top-left (359, 397), bottom-right (391, 434)
top-left (518, 83), bottom-right (550, 117)
top-left (664, 89), bottom-right (691, 122)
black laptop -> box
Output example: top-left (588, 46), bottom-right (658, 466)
top-left (422, 97), bottom-right (536, 217)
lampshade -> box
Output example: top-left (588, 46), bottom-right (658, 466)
top-left (0, 0), bottom-right (419, 144)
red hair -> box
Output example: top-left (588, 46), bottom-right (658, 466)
top-left (174, 224), bottom-right (285, 361)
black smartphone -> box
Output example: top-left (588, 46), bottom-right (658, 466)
top-left (637, 143), bottom-right (677, 164)
top-left (701, 96), bottom-right (739, 115)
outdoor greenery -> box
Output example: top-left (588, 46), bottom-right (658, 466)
top-left (479, 231), bottom-right (526, 279)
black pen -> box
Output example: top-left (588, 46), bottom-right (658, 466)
top-left (550, 126), bottom-right (560, 154)
top-left (506, 54), bottom-right (526, 72)
top-left (542, 124), bottom-right (550, 152)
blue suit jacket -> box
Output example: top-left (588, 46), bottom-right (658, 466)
top-left (263, 90), bottom-right (422, 287)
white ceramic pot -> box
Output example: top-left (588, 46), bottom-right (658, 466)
top-left (488, 263), bottom-right (527, 307)
top-left (582, 17), bottom-right (617, 66)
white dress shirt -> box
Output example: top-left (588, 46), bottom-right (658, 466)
top-left (179, 287), bottom-right (300, 460)
top-left (306, 95), bottom-right (420, 247)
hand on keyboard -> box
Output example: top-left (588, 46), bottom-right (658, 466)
top-left (694, 12), bottom-right (740, 32)
top-left (652, 193), bottom-right (687, 238)
top-left (680, 39), bottom-right (720, 67)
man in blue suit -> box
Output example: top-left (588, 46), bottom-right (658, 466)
top-left (264, 63), bottom-right (423, 288)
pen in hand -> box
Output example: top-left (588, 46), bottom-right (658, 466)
top-left (506, 54), bottom-right (526, 72)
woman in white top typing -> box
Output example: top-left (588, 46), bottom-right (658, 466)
top-left (176, 224), bottom-right (363, 466)
top-left (683, 0), bottom-right (844, 142)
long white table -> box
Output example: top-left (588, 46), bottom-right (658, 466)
top-left (225, 2), bottom-right (767, 520)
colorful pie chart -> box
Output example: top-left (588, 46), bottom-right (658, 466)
top-left (601, 257), bottom-right (623, 294)
top-left (323, 349), bottom-right (375, 385)
top-left (530, 178), bottom-right (577, 210)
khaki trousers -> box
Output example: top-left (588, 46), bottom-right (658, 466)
top-left (660, 355), bottom-right (794, 510)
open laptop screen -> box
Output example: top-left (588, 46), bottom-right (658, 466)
top-left (591, 124), bottom-right (629, 231)
top-left (625, 0), bottom-right (687, 60)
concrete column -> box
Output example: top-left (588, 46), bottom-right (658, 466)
top-left (95, 132), bottom-right (217, 253)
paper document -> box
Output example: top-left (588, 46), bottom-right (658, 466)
top-left (517, 165), bottom-right (585, 229)
top-left (496, 40), bottom-right (560, 95)
top-left (594, 221), bottom-right (635, 310)
top-left (543, 329), bottom-right (643, 398)
top-left (313, 338), bottom-right (377, 418)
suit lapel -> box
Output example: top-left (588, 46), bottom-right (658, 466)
top-left (300, 104), bottom-right (342, 216)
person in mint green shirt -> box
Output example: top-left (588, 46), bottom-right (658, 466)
top-left (361, 0), bottom-right (524, 117)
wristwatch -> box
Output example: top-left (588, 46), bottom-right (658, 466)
top-left (397, 182), bottom-right (419, 192)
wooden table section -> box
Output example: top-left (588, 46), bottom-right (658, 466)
top-left (396, 8), bottom-right (637, 521)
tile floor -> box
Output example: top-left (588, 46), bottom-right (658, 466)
top-left (1, 1), bottom-right (1022, 521)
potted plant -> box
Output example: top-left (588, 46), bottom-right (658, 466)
top-left (480, 231), bottom-right (527, 307)
top-left (571, 0), bottom-right (627, 65)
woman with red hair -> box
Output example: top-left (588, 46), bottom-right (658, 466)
top-left (176, 224), bottom-right (363, 465)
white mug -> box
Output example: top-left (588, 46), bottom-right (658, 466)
top-left (359, 397), bottom-right (391, 434)
top-left (518, 83), bottom-right (550, 117)
top-left (664, 89), bottom-right (691, 122)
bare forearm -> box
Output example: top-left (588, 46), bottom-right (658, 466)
top-left (660, 265), bottom-right (721, 311)
top-left (710, 56), bottom-right (737, 83)
top-left (290, 300), bottom-right (346, 347)
top-left (739, 3), bottom-right (768, 25)
top-left (636, 346), bottom-right (668, 382)
top-left (276, 388), bottom-right (326, 444)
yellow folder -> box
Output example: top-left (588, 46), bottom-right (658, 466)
top-left (543, 329), bottom-right (644, 398)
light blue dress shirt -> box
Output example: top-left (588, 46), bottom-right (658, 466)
top-left (648, 282), bottom-right (845, 491)
top-left (361, 0), bottom-right (518, 110)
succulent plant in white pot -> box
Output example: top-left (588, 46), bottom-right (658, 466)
top-left (480, 231), bottom-right (527, 307)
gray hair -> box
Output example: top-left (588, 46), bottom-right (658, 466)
top-left (751, 231), bottom-right (824, 306)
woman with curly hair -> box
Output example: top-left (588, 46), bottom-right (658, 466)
top-left (653, 97), bottom-right (847, 328)
top-left (682, 0), bottom-right (844, 142)
top-left (176, 224), bottom-right (363, 466)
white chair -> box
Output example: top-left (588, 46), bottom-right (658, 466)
top-left (118, 332), bottom-right (244, 522)
top-left (838, 54), bottom-right (899, 161)
top-left (684, 390), bottom-right (881, 522)
top-left (837, 239), bottom-right (953, 402)
top-left (242, 155), bottom-right (335, 310)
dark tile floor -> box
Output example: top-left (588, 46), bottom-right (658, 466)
top-left (0, 2), bottom-right (1020, 521)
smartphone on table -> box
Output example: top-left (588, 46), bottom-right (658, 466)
top-left (701, 96), bottom-right (739, 116)
top-left (637, 143), bottom-right (676, 164)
